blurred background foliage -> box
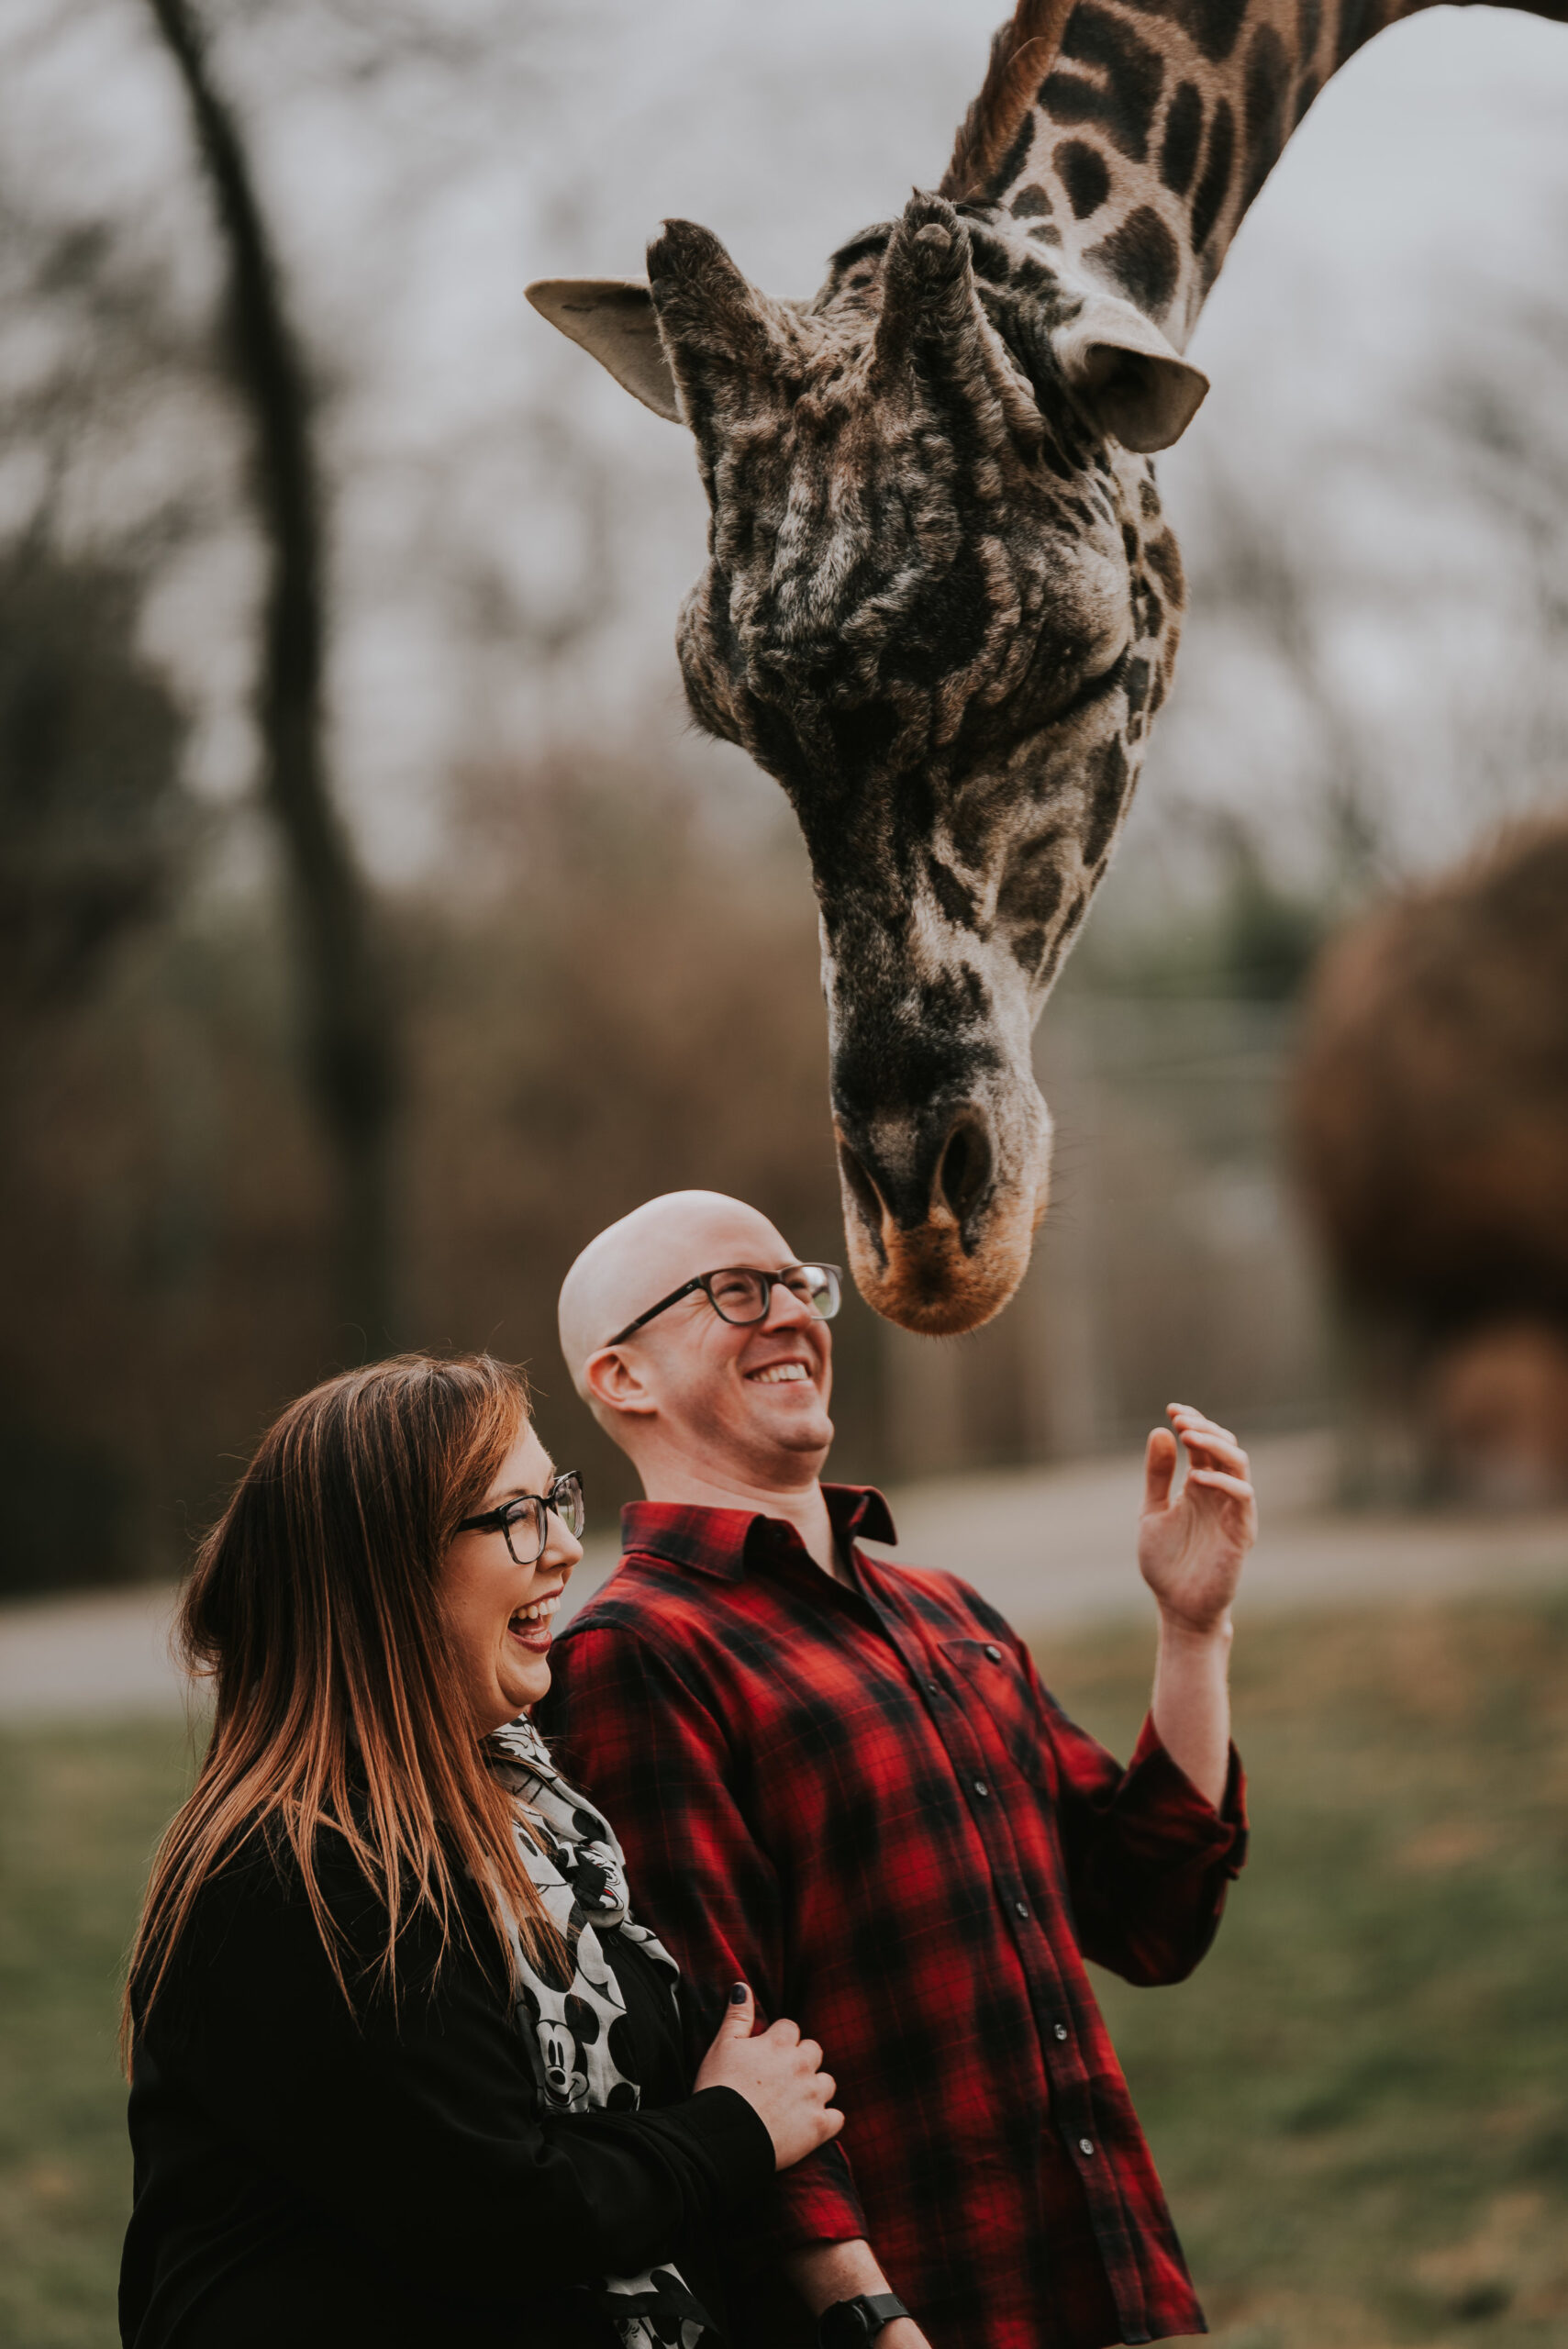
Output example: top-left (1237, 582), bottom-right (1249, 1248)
top-left (0, 0), bottom-right (1566, 1582)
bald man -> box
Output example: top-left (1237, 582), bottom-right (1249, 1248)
top-left (539, 1191), bottom-right (1255, 2349)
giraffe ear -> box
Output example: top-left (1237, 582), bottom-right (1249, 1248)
top-left (525, 279), bottom-right (683, 425)
top-left (1051, 294), bottom-right (1208, 453)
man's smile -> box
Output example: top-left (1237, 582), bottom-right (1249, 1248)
top-left (747, 1360), bottom-right (814, 1386)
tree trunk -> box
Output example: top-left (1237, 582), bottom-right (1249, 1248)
top-left (146, 0), bottom-right (400, 1353)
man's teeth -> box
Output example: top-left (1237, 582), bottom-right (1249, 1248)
top-left (751, 1364), bottom-right (810, 1386)
top-left (510, 1595), bottom-right (561, 1630)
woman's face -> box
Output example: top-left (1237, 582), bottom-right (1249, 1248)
top-left (441, 1419), bottom-right (584, 1734)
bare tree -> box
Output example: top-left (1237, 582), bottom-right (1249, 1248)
top-left (145, 0), bottom-right (401, 1349)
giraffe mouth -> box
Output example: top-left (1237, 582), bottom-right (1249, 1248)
top-left (834, 1109), bottom-right (1050, 1335)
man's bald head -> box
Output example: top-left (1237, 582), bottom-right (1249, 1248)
top-left (559, 1191), bottom-right (795, 1401)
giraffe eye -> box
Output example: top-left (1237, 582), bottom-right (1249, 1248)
top-left (983, 301), bottom-right (1030, 373)
top-left (976, 289), bottom-right (1054, 399)
top-left (995, 329), bottom-right (1037, 393)
top-left (1048, 644), bottom-right (1131, 725)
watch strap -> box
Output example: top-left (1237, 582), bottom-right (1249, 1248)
top-left (818, 2291), bottom-right (911, 2345)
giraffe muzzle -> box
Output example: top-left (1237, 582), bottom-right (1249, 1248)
top-left (834, 1105), bottom-right (1048, 1337)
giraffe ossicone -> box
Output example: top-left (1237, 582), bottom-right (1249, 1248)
top-left (529, 0), bottom-right (1563, 1336)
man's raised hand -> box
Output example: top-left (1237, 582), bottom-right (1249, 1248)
top-left (1137, 1403), bottom-right (1257, 1636)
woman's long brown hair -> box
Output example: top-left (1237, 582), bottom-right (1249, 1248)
top-left (123, 1353), bottom-right (564, 2064)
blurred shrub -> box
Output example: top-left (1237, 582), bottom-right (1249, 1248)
top-left (1292, 812), bottom-right (1568, 1501)
top-left (0, 1426), bottom-right (135, 1601)
top-left (0, 543), bottom-right (200, 1593)
top-left (0, 546), bottom-right (190, 1015)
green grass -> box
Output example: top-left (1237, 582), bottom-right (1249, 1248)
top-left (1045, 1597), bottom-right (1568, 2349)
top-left (2, 1598), bottom-right (1565, 2348)
top-left (0, 1717), bottom-right (202, 2349)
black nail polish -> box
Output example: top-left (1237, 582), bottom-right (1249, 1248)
top-left (729, 1981), bottom-right (749, 2003)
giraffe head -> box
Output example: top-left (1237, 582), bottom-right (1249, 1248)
top-left (529, 189), bottom-right (1206, 1333)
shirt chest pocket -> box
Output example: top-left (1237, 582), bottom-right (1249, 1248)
top-left (939, 1638), bottom-right (1057, 1797)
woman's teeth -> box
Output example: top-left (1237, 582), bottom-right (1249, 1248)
top-left (509, 1594), bottom-right (561, 1631)
top-left (751, 1363), bottom-right (809, 1386)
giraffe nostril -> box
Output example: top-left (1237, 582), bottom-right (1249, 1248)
top-left (840, 1117), bottom-right (995, 1240)
top-left (836, 1141), bottom-right (890, 1258)
top-left (938, 1118), bottom-right (994, 1223)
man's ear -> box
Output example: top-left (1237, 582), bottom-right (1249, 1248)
top-left (526, 279), bottom-right (682, 424)
top-left (582, 1345), bottom-right (660, 1421)
top-left (1051, 292), bottom-right (1207, 452)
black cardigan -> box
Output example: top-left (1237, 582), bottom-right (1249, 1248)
top-left (119, 1831), bottom-right (774, 2349)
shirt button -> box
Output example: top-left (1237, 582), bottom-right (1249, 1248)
top-left (927, 1680), bottom-right (942, 1697)
top-left (1079, 2137), bottom-right (1095, 2157)
top-left (973, 1780), bottom-right (990, 1798)
top-left (984, 1643), bottom-right (1003, 1662)
top-left (1014, 1900), bottom-right (1029, 1918)
top-left (1054, 2023), bottom-right (1069, 2042)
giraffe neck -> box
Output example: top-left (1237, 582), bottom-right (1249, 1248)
top-left (984, 0), bottom-right (1450, 351)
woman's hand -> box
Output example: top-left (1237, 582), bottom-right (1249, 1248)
top-left (695, 1983), bottom-right (843, 2171)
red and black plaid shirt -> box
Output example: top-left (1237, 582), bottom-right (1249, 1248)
top-left (537, 1486), bottom-right (1247, 2349)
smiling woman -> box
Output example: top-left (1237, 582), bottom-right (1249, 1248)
top-left (445, 1443), bottom-right (587, 1726)
top-left (118, 1353), bottom-right (843, 2349)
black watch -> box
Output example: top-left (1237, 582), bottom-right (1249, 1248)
top-left (817, 2293), bottom-right (910, 2347)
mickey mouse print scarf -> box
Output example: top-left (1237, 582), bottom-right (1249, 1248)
top-left (488, 1714), bottom-right (716, 2349)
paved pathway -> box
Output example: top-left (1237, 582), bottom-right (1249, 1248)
top-left (4, 1433), bottom-right (1565, 1720)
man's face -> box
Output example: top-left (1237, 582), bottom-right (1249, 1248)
top-left (608, 1205), bottom-right (835, 1486)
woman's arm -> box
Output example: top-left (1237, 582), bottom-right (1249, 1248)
top-left (146, 1842), bottom-right (774, 2306)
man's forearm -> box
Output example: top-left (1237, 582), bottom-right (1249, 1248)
top-left (1150, 1611), bottom-right (1233, 1809)
top-left (784, 2239), bottom-right (931, 2349)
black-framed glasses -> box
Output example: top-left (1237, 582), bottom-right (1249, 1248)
top-left (606, 1263), bottom-right (842, 1348)
top-left (455, 1472), bottom-right (585, 1566)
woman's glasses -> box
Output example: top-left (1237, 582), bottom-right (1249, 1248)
top-left (454, 1472), bottom-right (585, 1567)
top-left (605, 1263), bottom-right (842, 1347)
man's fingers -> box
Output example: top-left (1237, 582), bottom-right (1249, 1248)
top-left (1181, 1432), bottom-right (1250, 1476)
top-left (1186, 1469), bottom-right (1255, 1502)
top-left (796, 2037), bottom-right (823, 2071)
top-left (766, 2016), bottom-right (802, 2048)
top-left (1143, 1426), bottom-right (1178, 1512)
top-left (1168, 1404), bottom-right (1237, 1446)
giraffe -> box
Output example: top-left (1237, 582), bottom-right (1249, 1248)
top-left (528, 0), bottom-right (1568, 1337)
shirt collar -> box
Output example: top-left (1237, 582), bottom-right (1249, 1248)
top-left (620, 1483), bottom-right (897, 1580)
